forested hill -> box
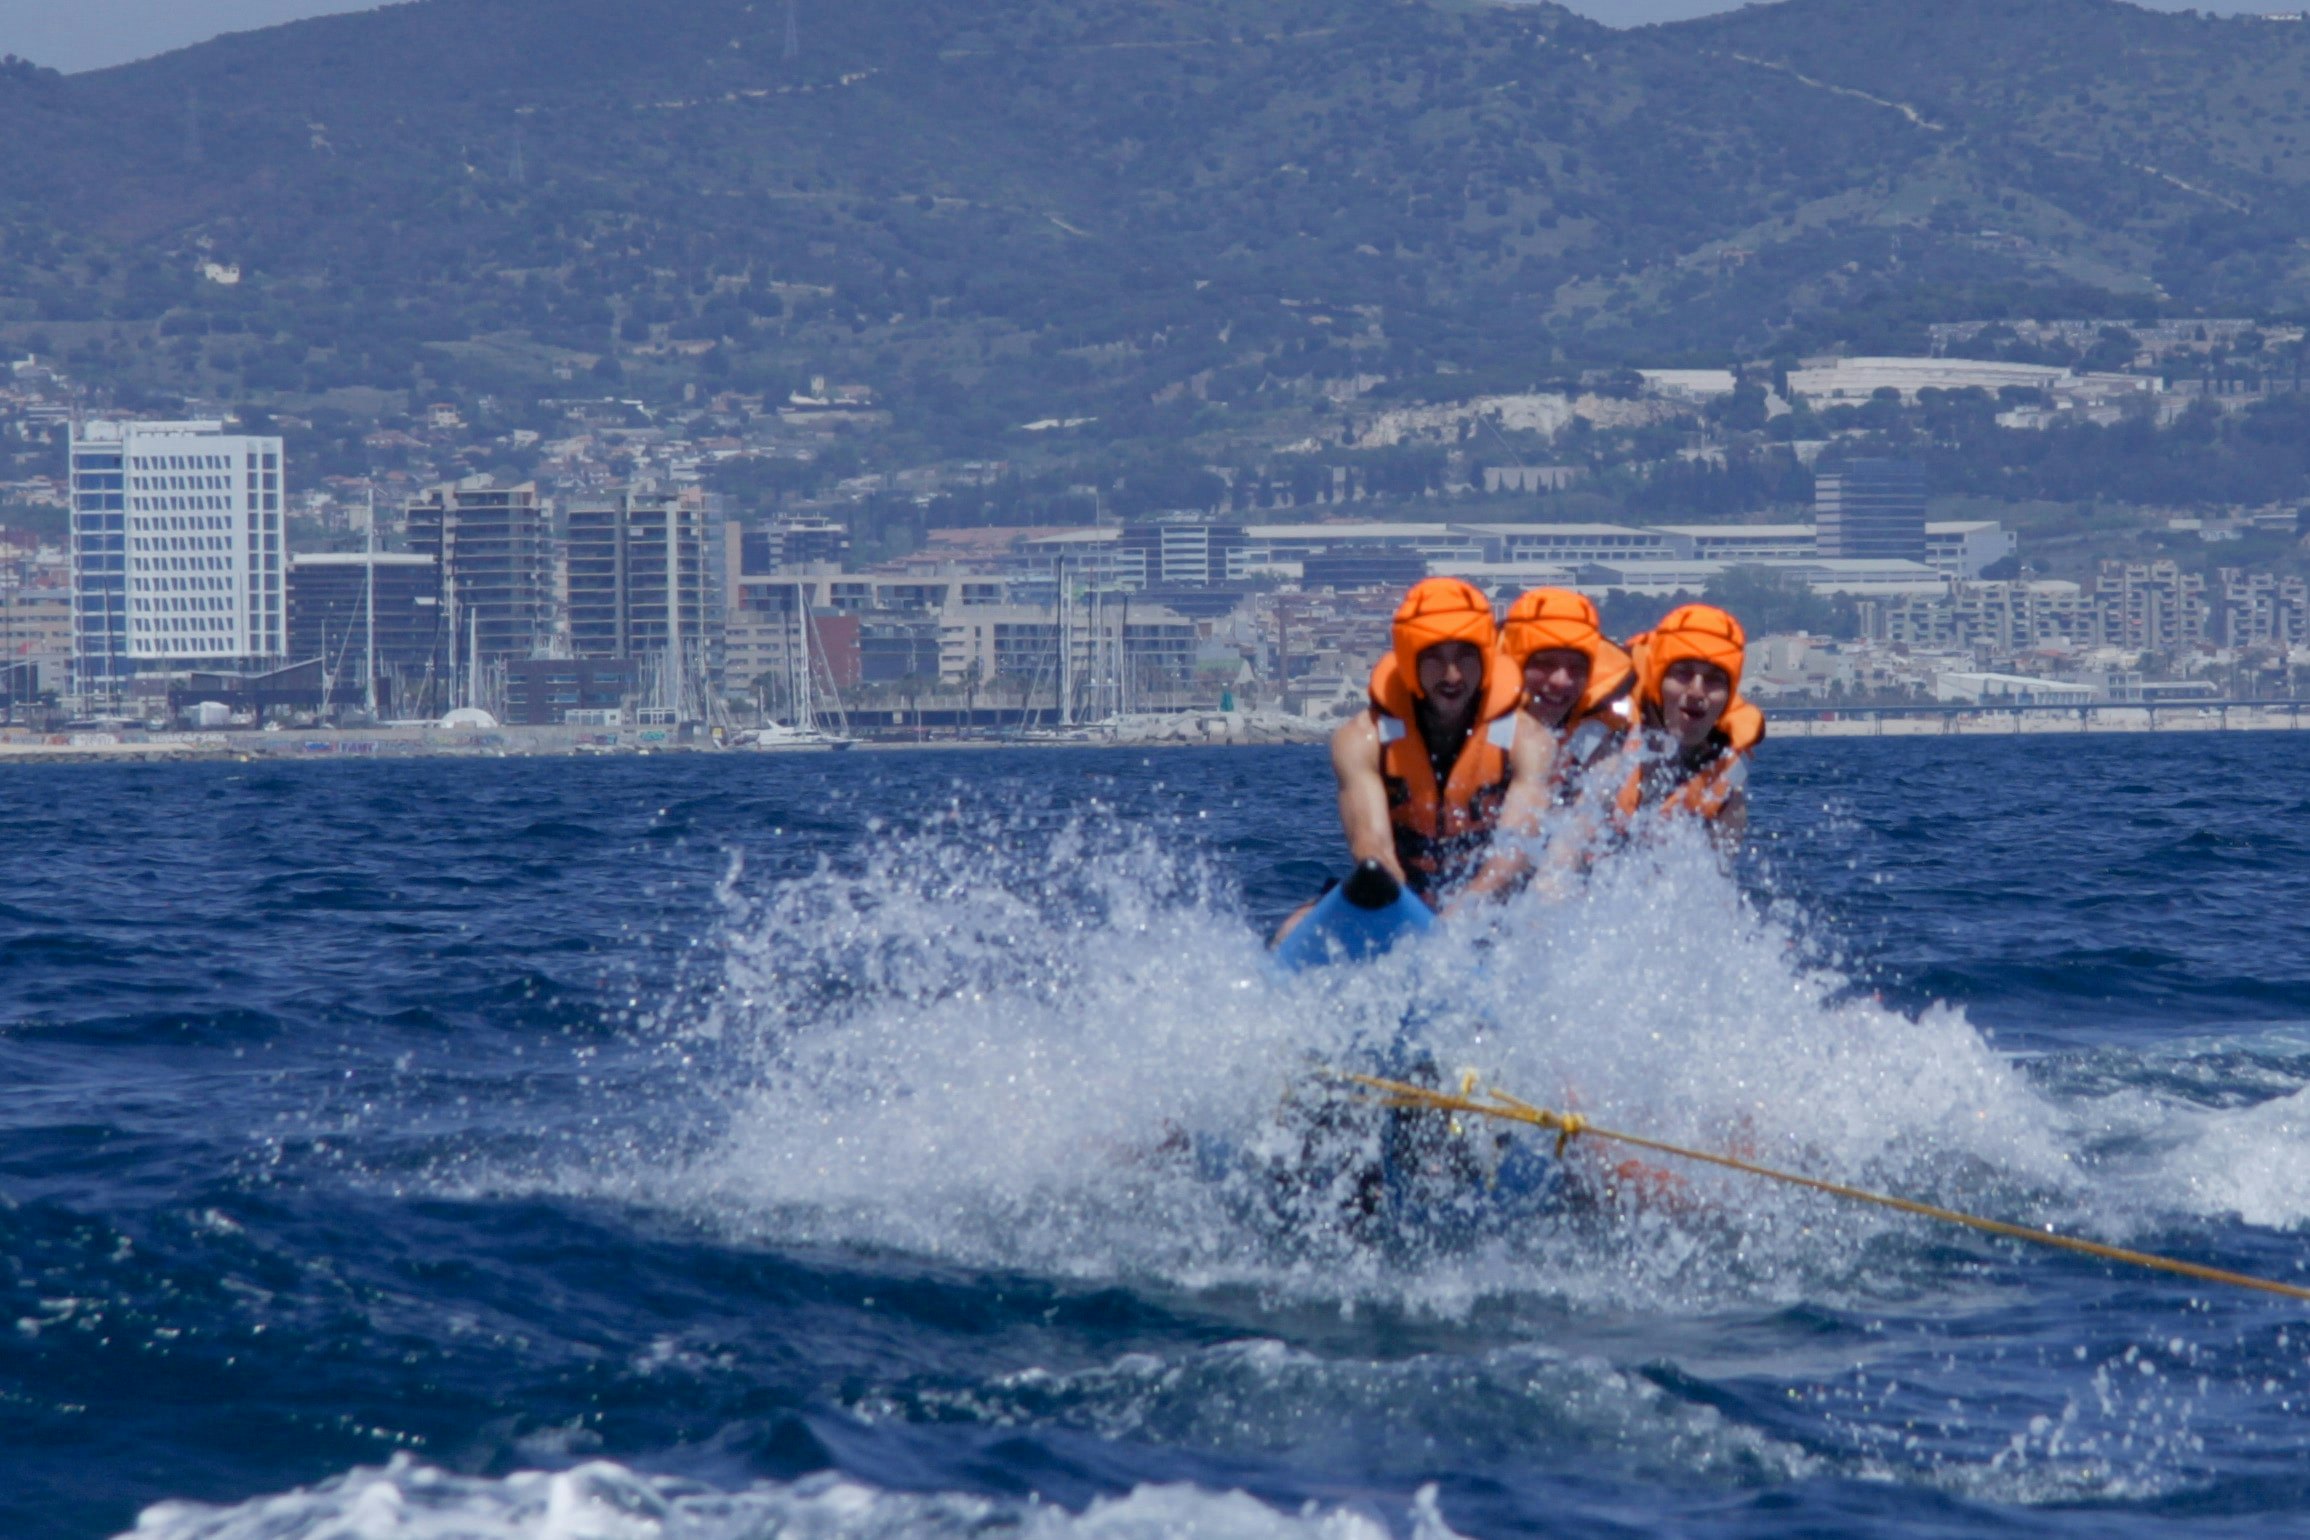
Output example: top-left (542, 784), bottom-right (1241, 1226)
top-left (1, 0), bottom-right (2306, 444)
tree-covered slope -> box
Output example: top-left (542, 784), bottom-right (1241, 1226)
top-left (1681, 0), bottom-right (2310, 314)
top-left (0, 0), bottom-right (2302, 443)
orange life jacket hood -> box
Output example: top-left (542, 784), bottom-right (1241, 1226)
top-left (1618, 604), bottom-right (1764, 821)
top-left (1502, 587), bottom-right (1636, 725)
top-left (1388, 577), bottom-right (1499, 700)
top-left (1629, 603), bottom-right (1758, 747)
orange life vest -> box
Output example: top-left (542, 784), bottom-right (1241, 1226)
top-left (1614, 700), bottom-right (1766, 822)
top-left (1368, 652), bottom-right (1527, 894)
top-left (1554, 677), bottom-right (1639, 799)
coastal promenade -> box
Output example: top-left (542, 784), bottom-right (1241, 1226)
top-left (6, 702), bottom-right (2305, 761)
top-left (0, 709), bottom-right (1332, 762)
top-left (1769, 700), bottom-right (2310, 737)
top-left (0, 725), bottom-right (654, 764)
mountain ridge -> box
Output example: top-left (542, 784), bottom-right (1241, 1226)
top-left (0, 0), bottom-right (2303, 451)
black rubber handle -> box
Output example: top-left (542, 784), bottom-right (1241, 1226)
top-left (1340, 858), bottom-right (1401, 911)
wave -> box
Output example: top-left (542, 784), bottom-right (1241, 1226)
top-left (2028, 1026), bottom-right (2310, 1231)
top-left (849, 1335), bottom-right (1820, 1486)
top-left (110, 773), bottom-right (2310, 1531)
top-left (457, 805), bottom-right (2256, 1314)
top-left (122, 1456), bottom-right (1468, 1540)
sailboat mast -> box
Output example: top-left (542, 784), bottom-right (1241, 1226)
top-left (363, 493), bottom-right (379, 718)
top-left (796, 578), bottom-right (814, 735)
top-left (1058, 560), bottom-right (1072, 728)
top-left (664, 497), bottom-right (684, 721)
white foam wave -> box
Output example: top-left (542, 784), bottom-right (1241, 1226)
top-left (2010, 1027), bottom-right (2310, 1231)
top-left (2148, 1083), bottom-right (2310, 1229)
top-left (123, 1456), bottom-right (1466, 1540)
top-left (350, 810), bottom-right (2310, 1515)
top-left (504, 809), bottom-right (2301, 1307)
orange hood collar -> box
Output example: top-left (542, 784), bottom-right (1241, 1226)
top-left (1369, 649), bottom-right (1525, 727)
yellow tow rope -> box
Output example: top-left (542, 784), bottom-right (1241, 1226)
top-left (1338, 1071), bottom-right (2310, 1305)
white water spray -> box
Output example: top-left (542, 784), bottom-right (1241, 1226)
top-left (557, 809), bottom-right (2140, 1312)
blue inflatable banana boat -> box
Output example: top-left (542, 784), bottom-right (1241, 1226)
top-left (1268, 859), bottom-right (1435, 973)
top-left (1258, 859), bottom-right (1567, 1239)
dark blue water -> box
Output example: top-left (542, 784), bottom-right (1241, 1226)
top-left (6, 738), bottom-right (2310, 1539)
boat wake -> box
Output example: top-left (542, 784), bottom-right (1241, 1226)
top-left (125, 1455), bottom-right (1469, 1540)
top-left (134, 791), bottom-right (2310, 1536)
top-left (455, 804), bottom-right (2310, 1315)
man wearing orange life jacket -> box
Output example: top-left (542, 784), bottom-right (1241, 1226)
top-left (1325, 577), bottom-right (1554, 906)
top-left (1501, 587), bottom-right (1636, 799)
top-left (1615, 603), bottom-right (1765, 843)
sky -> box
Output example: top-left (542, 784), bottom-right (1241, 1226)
top-left (0, 0), bottom-right (386, 73)
top-left (0, 0), bottom-right (2278, 74)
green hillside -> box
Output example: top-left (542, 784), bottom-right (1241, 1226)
top-left (0, 0), bottom-right (2304, 453)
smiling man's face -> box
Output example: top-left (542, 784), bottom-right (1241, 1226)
top-left (1659, 658), bottom-right (1731, 749)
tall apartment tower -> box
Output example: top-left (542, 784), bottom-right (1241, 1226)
top-left (736, 515), bottom-right (850, 576)
top-left (565, 489), bottom-right (714, 663)
top-left (404, 479), bottom-right (546, 668)
top-left (68, 419), bottom-right (286, 704)
top-left (285, 552), bottom-right (447, 710)
top-left (1815, 458), bottom-right (1928, 561)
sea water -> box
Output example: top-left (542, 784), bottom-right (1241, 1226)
top-left (4, 737), bottom-right (2309, 1538)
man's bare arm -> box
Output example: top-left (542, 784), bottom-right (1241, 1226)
top-left (1454, 719), bottom-right (1556, 904)
top-left (1330, 711), bottom-right (1405, 883)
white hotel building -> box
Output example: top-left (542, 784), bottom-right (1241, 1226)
top-left (69, 419), bottom-right (286, 702)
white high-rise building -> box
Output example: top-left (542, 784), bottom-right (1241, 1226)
top-left (70, 419), bottom-right (286, 701)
